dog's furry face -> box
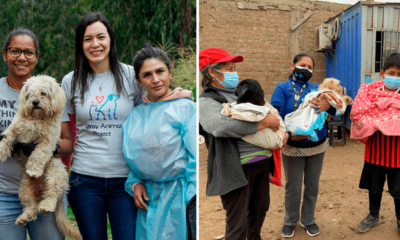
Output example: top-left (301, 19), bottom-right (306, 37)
top-left (318, 78), bottom-right (343, 95)
top-left (19, 75), bottom-right (66, 118)
top-left (235, 79), bottom-right (265, 106)
top-left (319, 77), bottom-right (354, 106)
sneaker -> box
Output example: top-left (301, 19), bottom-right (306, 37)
top-left (357, 214), bottom-right (380, 233)
top-left (300, 222), bottom-right (320, 237)
top-left (282, 225), bottom-right (295, 238)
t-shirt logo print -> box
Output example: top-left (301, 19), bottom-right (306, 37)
top-left (0, 100), bottom-right (17, 128)
top-left (96, 96), bottom-right (104, 103)
top-left (88, 94), bottom-right (120, 120)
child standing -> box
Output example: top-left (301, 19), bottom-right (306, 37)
top-left (351, 52), bottom-right (400, 234)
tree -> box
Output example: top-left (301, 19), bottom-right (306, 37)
top-left (0, 0), bottom-right (196, 82)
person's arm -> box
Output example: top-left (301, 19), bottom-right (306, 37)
top-left (128, 64), bottom-right (146, 106)
top-left (122, 112), bottom-right (147, 209)
top-left (271, 82), bottom-right (302, 140)
top-left (181, 102), bottom-right (197, 205)
top-left (310, 95), bottom-right (336, 114)
top-left (57, 77), bottom-right (75, 158)
top-left (199, 97), bottom-right (260, 138)
top-left (271, 83), bottom-right (287, 118)
top-left (18, 123), bottom-right (73, 158)
top-left (54, 122), bottom-right (73, 158)
top-left (125, 171), bottom-right (147, 210)
top-left (133, 183), bottom-right (148, 210)
top-left (308, 83), bottom-right (337, 115)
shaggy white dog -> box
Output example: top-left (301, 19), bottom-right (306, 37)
top-left (0, 75), bottom-right (81, 240)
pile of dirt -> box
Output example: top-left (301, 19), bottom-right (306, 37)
top-left (199, 135), bottom-right (399, 239)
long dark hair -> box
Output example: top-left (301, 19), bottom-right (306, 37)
top-left (132, 43), bottom-right (175, 89)
top-left (289, 53), bottom-right (315, 79)
top-left (71, 12), bottom-right (127, 104)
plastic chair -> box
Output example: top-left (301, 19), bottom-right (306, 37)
top-left (328, 114), bottom-right (346, 147)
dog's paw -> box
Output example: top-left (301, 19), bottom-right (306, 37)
top-left (0, 154), bottom-right (8, 162)
top-left (0, 143), bottom-right (11, 162)
top-left (25, 161), bottom-right (45, 178)
top-left (26, 167), bottom-right (44, 178)
top-left (15, 217), bottom-right (29, 226)
top-left (15, 212), bottom-right (37, 226)
top-left (38, 201), bottom-right (56, 214)
top-left (38, 208), bottom-right (51, 215)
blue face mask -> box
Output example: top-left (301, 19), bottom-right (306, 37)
top-left (384, 75), bottom-right (400, 90)
top-left (214, 69), bottom-right (239, 89)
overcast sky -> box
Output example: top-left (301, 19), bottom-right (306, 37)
top-left (314, 0), bottom-right (400, 4)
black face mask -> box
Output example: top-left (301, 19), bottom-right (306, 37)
top-left (293, 66), bottom-right (313, 82)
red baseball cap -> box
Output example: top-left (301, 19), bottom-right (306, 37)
top-left (199, 48), bottom-right (244, 70)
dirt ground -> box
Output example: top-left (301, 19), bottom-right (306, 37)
top-left (199, 133), bottom-right (400, 240)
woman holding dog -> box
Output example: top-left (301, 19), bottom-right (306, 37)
top-left (271, 53), bottom-right (335, 238)
top-left (61, 13), bottom-right (142, 239)
top-left (0, 28), bottom-right (74, 239)
top-left (199, 48), bottom-right (287, 240)
top-left (123, 43), bottom-right (196, 240)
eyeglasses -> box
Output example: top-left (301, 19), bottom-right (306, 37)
top-left (6, 47), bottom-right (38, 59)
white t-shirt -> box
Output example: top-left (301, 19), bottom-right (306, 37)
top-left (0, 77), bottom-right (69, 194)
top-left (61, 63), bottom-right (144, 178)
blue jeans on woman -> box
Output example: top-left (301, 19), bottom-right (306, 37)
top-left (0, 192), bottom-right (63, 240)
top-left (67, 171), bottom-right (137, 240)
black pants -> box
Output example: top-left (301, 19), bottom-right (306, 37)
top-left (220, 158), bottom-right (271, 240)
top-left (360, 162), bottom-right (400, 220)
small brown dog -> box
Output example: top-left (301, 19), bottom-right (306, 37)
top-left (318, 78), bottom-right (353, 106)
top-left (0, 75), bottom-right (81, 239)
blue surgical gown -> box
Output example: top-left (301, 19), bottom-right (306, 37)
top-left (122, 98), bottom-right (196, 240)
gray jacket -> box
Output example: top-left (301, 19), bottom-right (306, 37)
top-left (199, 87), bottom-right (258, 196)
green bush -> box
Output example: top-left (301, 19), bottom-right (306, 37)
top-left (172, 47), bottom-right (196, 91)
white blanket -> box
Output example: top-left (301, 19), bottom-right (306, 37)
top-left (284, 90), bottom-right (346, 141)
top-left (222, 102), bottom-right (286, 149)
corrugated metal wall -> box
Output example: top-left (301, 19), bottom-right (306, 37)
top-left (325, 3), bottom-right (362, 128)
top-left (325, 2), bottom-right (400, 128)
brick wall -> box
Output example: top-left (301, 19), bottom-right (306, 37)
top-left (200, 0), bottom-right (351, 100)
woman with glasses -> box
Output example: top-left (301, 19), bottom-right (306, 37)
top-left (0, 28), bottom-right (74, 239)
top-left (61, 13), bottom-right (143, 239)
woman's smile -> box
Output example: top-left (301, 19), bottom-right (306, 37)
top-left (90, 50), bottom-right (103, 55)
top-left (15, 64), bottom-right (28, 68)
top-left (82, 21), bottom-right (111, 72)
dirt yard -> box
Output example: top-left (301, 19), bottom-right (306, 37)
top-left (199, 133), bottom-right (400, 240)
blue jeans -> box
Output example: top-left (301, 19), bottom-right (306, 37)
top-left (67, 171), bottom-right (137, 240)
top-left (0, 192), bottom-right (63, 240)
